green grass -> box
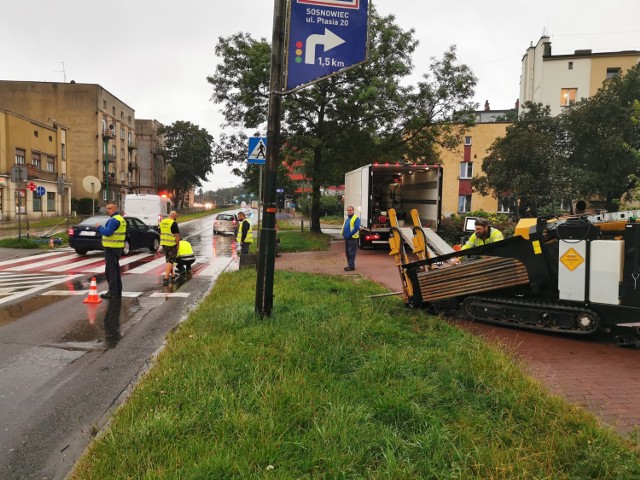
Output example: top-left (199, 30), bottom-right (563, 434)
top-left (70, 270), bottom-right (640, 479)
top-left (0, 237), bottom-right (44, 248)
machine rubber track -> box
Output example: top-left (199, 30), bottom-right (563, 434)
top-left (462, 295), bottom-right (601, 335)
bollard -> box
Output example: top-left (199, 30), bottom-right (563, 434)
top-left (301, 220), bottom-right (304, 232)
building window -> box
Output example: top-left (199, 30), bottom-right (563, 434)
top-left (61, 143), bottom-right (66, 161)
top-left (497, 194), bottom-right (512, 213)
top-left (458, 195), bottom-right (471, 213)
top-left (120, 127), bottom-right (125, 139)
top-left (464, 136), bottom-right (472, 146)
top-left (120, 148), bottom-right (125, 160)
top-left (47, 192), bottom-right (55, 211)
top-left (568, 61), bottom-right (573, 70)
top-left (33, 191), bottom-right (42, 212)
top-left (460, 162), bottom-right (473, 179)
top-left (49, 136), bottom-right (53, 142)
top-left (112, 145), bottom-right (117, 158)
top-left (32, 152), bottom-right (41, 169)
top-left (561, 88), bottom-right (577, 107)
top-left (47, 156), bottom-right (56, 172)
top-left (120, 170), bottom-right (125, 182)
top-left (33, 130), bottom-right (39, 138)
top-left (128, 115), bottom-right (132, 123)
top-left (112, 106), bottom-right (116, 115)
top-left (103, 100), bottom-right (107, 109)
top-left (15, 148), bottom-right (26, 165)
top-left (606, 67), bottom-right (621, 79)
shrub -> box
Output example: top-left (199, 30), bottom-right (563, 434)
top-left (77, 197), bottom-right (100, 215)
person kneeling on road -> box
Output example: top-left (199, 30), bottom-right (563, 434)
top-left (175, 239), bottom-right (196, 275)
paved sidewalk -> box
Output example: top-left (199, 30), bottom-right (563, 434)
top-left (275, 238), bottom-right (640, 438)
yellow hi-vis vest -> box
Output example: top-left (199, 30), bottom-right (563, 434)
top-left (102, 214), bottom-right (126, 248)
top-left (461, 227), bottom-right (504, 250)
top-left (160, 218), bottom-right (177, 246)
top-left (177, 240), bottom-right (193, 257)
top-left (342, 215), bottom-right (360, 239)
top-left (236, 219), bottom-right (253, 243)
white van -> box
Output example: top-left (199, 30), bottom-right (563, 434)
top-left (123, 194), bottom-right (173, 230)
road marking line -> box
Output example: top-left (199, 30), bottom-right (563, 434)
top-left (149, 292), bottom-right (191, 298)
top-left (0, 274), bottom-right (83, 306)
top-left (85, 252), bottom-right (151, 273)
top-left (0, 250), bottom-right (63, 267)
top-left (127, 256), bottom-right (167, 273)
top-left (5, 253), bottom-right (81, 271)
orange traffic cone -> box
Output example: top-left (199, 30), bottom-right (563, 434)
top-left (83, 277), bottom-right (102, 304)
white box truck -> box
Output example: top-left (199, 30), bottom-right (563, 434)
top-left (123, 194), bottom-right (174, 230)
top-left (344, 163), bottom-right (442, 248)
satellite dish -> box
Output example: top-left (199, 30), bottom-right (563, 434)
top-left (82, 175), bottom-right (102, 194)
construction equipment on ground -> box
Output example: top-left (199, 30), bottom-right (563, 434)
top-left (389, 208), bottom-right (640, 347)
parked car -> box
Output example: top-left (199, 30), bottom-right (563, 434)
top-left (68, 215), bottom-right (161, 255)
top-left (213, 212), bottom-right (238, 235)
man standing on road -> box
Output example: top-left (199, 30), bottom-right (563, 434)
top-left (236, 211), bottom-right (253, 255)
top-left (160, 210), bottom-right (180, 286)
top-left (96, 202), bottom-right (126, 299)
top-left (342, 205), bottom-right (360, 271)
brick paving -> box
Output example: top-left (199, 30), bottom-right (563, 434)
top-left (276, 238), bottom-right (640, 437)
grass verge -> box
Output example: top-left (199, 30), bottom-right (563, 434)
top-left (70, 270), bottom-right (640, 479)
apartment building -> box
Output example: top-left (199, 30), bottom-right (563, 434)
top-left (0, 80), bottom-right (137, 207)
top-left (0, 109), bottom-right (71, 220)
top-left (134, 119), bottom-right (167, 194)
top-left (520, 36), bottom-right (640, 116)
top-left (439, 109), bottom-right (513, 217)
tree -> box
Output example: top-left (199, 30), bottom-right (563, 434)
top-left (561, 63), bottom-right (640, 210)
top-left (208, 10), bottom-right (477, 232)
top-left (159, 121), bottom-right (214, 208)
top-left (472, 102), bottom-right (569, 218)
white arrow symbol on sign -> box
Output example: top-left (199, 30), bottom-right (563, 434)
top-left (305, 28), bottom-right (346, 65)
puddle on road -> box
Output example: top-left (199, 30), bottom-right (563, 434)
top-left (54, 298), bottom-right (140, 350)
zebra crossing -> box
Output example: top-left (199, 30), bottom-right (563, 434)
top-left (0, 249), bottom-right (238, 305)
top-left (0, 271), bottom-right (83, 306)
top-left (0, 249), bottom-right (231, 277)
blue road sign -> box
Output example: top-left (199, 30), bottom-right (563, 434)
top-left (35, 186), bottom-right (46, 197)
top-left (286, 0), bottom-right (369, 92)
top-left (248, 137), bottom-right (267, 165)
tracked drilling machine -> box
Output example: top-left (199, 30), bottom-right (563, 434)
top-left (389, 208), bottom-right (640, 347)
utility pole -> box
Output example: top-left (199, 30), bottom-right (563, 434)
top-left (255, 0), bottom-right (286, 317)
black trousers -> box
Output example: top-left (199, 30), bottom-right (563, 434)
top-left (104, 247), bottom-right (123, 295)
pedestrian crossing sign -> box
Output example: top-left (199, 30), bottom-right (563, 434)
top-left (248, 137), bottom-right (267, 165)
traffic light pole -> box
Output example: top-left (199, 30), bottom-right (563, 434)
top-left (255, 0), bottom-right (286, 317)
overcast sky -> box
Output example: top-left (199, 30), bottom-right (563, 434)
top-left (1, 0), bottom-right (638, 191)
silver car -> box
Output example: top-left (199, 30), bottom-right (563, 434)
top-left (213, 212), bottom-right (239, 235)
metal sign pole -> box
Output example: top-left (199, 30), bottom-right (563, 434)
top-left (255, 0), bottom-right (286, 317)
top-left (257, 165), bottom-right (263, 249)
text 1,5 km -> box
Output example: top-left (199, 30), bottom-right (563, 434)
top-left (317, 57), bottom-right (345, 68)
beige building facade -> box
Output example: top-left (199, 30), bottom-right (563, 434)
top-left (134, 119), bottom-right (167, 194)
top-left (0, 81), bottom-right (137, 208)
top-left (520, 36), bottom-right (640, 116)
top-left (439, 112), bottom-right (512, 217)
top-left (0, 109), bottom-right (71, 220)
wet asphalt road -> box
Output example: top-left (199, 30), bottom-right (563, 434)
top-left (0, 213), bottom-right (241, 479)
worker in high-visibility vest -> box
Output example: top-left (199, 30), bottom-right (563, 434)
top-left (176, 239), bottom-right (196, 275)
top-left (96, 202), bottom-right (127, 298)
top-left (342, 205), bottom-right (360, 271)
top-left (236, 211), bottom-right (253, 254)
top-left (453, 218), bottom-right (504, 264)
top-left (160, 210), bottom-right (180, 286)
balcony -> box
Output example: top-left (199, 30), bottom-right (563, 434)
top-left (102, 128), bottom-right (116, 139)
top-left (128, 162), bottom-right (138, 172)
top-left (128, 142), bottom-right (137, 150)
